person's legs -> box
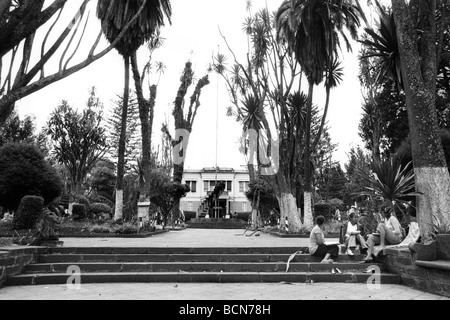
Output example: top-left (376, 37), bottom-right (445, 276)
top-left (356, 234), bottom-right (368, 249)
top-left (364, 232), bottom-right (381, 261)
top-left (313, 244), bottom-right (334, 263)
top-left (378, 223), bottom-right (402, 248)
top-left (327, 244), bottom-right (340, 260)
top-left (346, 235), bottom-right (356, 255)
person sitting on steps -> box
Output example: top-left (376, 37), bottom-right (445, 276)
top-left (309, 215), bottom-right (340, 264)
top-left (363, 206), bottom-right (404, 262)
top-left (343, 212), bottom-right (368, 256)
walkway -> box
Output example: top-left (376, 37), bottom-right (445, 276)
top-left (0, 228), bottom-right (448, 301)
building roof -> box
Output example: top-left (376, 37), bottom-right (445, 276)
top-left (184, 167), bottom-right (249, 174)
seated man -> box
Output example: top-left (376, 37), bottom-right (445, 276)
top-left (343, 212), bottom-right (368, 256)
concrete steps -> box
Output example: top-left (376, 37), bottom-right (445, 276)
top-left (5, 247), bottom-right (402, 286)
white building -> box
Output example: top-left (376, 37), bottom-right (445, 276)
top-left (180, 167), bottom-right (253, 219)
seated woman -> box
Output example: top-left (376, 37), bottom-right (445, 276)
top-left (344, 212), bottom-right (368, 256)
top-left (363, 207), bottom-right (404, 262)
top-left (309, 215), bottom-right (340, 263)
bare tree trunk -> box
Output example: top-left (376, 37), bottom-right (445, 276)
top-left (114, 55), bottom-right (130, 221)
top-left (131, 53), bottom-right (152, 199)
top-left (303, 81), bottom-right (315, 231)
top-left (276, 170), bottom-right (303, 233)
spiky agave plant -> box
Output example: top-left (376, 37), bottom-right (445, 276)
top-left (353, 157), bottom-right (421, 214)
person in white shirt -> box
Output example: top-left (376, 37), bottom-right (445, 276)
top-left (344, 212), bottom-right (368, 256)
top-left (362, 207), bottom-right (403, 262)
top-left (309, 215), bottom-right (340, 263)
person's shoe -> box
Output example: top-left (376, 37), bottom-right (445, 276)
top-left (346, 249), bottom-right (354, 256)
top-left (321, 259), bottom-right (334, 264)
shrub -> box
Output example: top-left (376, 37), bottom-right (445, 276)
top-left (73, 194), bottom-right (90, 211)
top-left (90, 225), bottom-right (111, 234)
top-left (13, 196), bottom-right (44, 230)
top-left (48, 203), bottom-right (65, 217)
top-left (90, 203), bottom-right (112, 216)
top-left (0, 143), bottom-right (63, 211)
top-left (313, 202), bottom-right (332, 220)
top-left (114, 222), bottom-right (137, 234)
top-left (72, 203), bottom-right (86, 221)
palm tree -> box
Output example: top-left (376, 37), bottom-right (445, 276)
top-left (276, 0), bottom-right (363, 229)
top-left (359, 1), bottom-right (403, 91)
top-left (97, 0), bottom-right (171, 220)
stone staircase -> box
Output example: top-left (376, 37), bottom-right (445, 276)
top-left (6, 247), bottom-right (402, 286)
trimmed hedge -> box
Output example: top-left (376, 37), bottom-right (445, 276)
top-left (73, 195), bottom-right (90, 212)
top-left (72, 203), bottom-right (86, 220)
top-left (13, 196), bottom-right (44, 230)
top-left (0, 143), bottom-right (63, 211)
top-left (90, 203), bottom-right (112, 215)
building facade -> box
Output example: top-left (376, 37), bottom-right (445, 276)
top-left (180, 167), bottom-right (253, 218)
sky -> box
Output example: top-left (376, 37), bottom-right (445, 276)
top-left (13, 0), bottom-right (378, 170)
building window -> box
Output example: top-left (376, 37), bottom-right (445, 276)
top-left (203, 180), bottom-right (231, 192)
top-left (239, 181), bottom-right (249, 193)
top-left (186, 181), bottom-right (197, 193)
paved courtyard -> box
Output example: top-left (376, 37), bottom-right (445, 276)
top-left (0, 228), bottom-right (448, 301)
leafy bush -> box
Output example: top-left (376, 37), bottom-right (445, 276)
top-left (114, 222), bottom-right (138, 234)
top-left (73, 195), bottom-right (90, 212)
top-left (90, 225), bottom-right (112, 234)
top-left (48, 203), bottom-right (65, 217)
top-left (353, 157), bottom-right (419, 210)
top-left (90, 203), bottom-right (112, 218)
top-left (13, 196), bottom-right (44, 230)
top-left (72, 204), bottom-right (86, 221)
top-left (88, 194), bottom-right (114, 208)
top-left (0, 143), bottom-right (63, 211)
top-left (313, 202), bottom-right (332, 220)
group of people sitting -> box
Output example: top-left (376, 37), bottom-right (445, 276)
top-left (309, 206), bottom-right (411, 263)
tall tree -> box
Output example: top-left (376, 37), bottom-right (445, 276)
top-left (131, 33), bottom-right (168, 201)
top-left (97, 0), bottom-right (171, 219)
top-left (171, 61), bottom-right (210, 218)
top-left (46, 88), bottom-right (108, 195)
top-left (276, 0), bottom-right (363, 230)
top-left (362, 0), bottom-right (450, 239)
top-left (360, 1), bottom-right (450, 159)
top-left (390, 0), bottom-right (450, 239)
top-left (214, 8), bottom-right (304, 232)
top-left (0, 111), bottom-right (37, 147)
top-left (0, 0), bottom-right (147, 126)
top-left (106, 94), bottom-right (141, 173)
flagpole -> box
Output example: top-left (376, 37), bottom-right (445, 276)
top-left (214, 45), bottom-right (220, 219)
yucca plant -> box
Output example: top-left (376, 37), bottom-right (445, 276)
top-left (353, 157), bottom-right (421, 214)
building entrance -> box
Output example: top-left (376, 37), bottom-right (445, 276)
top-left (212, 199), bottom-right (229, 218)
